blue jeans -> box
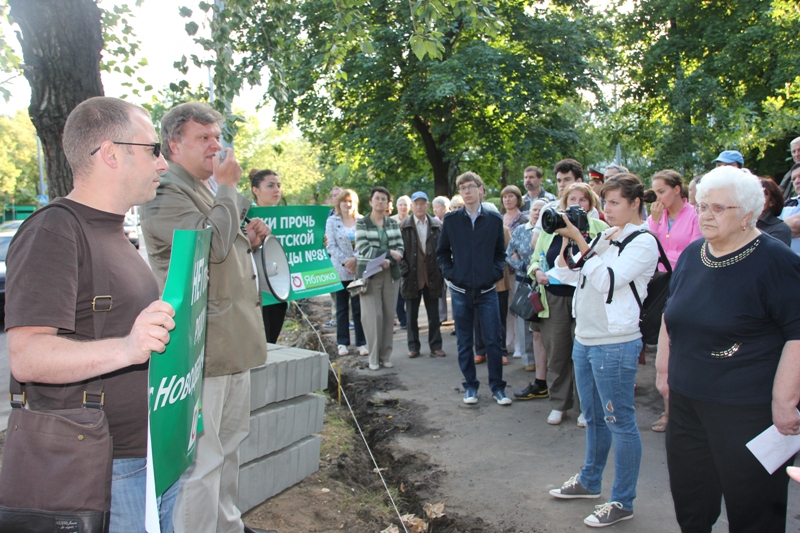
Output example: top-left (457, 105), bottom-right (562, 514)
top-left (573, 339), bottom-right (642, 511)
top-left (110, 457), bottom-right (180, 533)
top-left (451, 288), bottom-right (506, 393)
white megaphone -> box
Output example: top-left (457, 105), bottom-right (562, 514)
top-left (256, 235), bottom-right (292, 302)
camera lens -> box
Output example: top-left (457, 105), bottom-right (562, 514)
top-left (541, 207), bottom-right (565, 234)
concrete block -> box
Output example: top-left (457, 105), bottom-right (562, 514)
top-left (294, 399), bottom-right (309, 443)
top-left (250, 365), bottom-right (267, 411)
top-left (275, 358), bottom-right (288, 403)
top-left (285, 355), bottom-right (297, 400)
top-left (318, 352), bottom-right (330, 391)
top-left (310, 393), bottom-right (325, 434)
top-left (238, 435), bottom-right (322, 513)
top-left (265, 359), bottom-right (277, 405)
top-left (240, 414), bottom-right (259, 464)
top-left (275, 403), bottom-right (287, 452)
top-left (258, 404), bottom-right (278, 457)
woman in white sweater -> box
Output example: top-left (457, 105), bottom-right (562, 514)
top-left (546, 174), bottom-right (659, 529)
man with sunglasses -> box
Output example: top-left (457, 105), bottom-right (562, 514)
top-left (5, 97), bottom-right (179, 531)
top-left (140, 102), bottom-right (272, 533)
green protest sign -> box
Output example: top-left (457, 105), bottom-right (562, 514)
top-left (247, 205), bottom-right (341, 305)
top-left (148, 228), bottom-right (210, 496)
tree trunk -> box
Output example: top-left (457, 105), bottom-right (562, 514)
top-left (412, 115), bottom-right (451, 197)
top-left (8, 0), bottom-right (104, 199)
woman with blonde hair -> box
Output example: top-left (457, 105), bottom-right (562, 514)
top-left (529, 182), bottom-right (608, 426)
top-left (326, 188), bottom-right (368, 357)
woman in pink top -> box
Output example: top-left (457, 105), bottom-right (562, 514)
top-left (648, 169), bottom-right (702, 270)
top-left (647, 169), bottom-right (702, 433)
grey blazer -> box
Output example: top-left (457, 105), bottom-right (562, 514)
top-left (141, 162), bottom-right (268, 377)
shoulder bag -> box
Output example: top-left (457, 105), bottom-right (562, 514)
top-left (0, 202), bottom-right (114, 533)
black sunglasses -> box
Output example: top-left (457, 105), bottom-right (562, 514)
top-left (90, 141), bottom-right (161, 158)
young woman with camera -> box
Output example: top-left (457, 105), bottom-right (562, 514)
top-left (527, 183), bottom-right (608, 426)
top-left (546, 174), bottom-right (659, 528)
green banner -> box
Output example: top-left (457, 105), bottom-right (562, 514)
top-left (148, 228), bottom-right (210, 496)
top-left (247, 205), bottom-right (341, 305)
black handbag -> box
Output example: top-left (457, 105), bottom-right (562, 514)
top-left (510, 281), bottom-right (537, 320)
top-left (0, 202), bottom-right (113, 533)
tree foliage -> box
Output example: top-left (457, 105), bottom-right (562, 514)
top-left (0, 110), bottom-right (39, 204)
top-left (234, 115), bottom-right (326, 205)
top-left (2, 0), bottom-right (151, 198)
top-left (614, 0), bottom-right (800, 179)
top-left (181, 0), bottom-right (602, 196)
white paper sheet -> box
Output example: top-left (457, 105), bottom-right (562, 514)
top-left (363, 252), bottom-right (387, 279)
top-left (145, 424), bottom-right (162, 533)
top-left (746, 423), bottom-right (800, 475)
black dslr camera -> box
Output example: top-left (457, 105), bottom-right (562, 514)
top-left (541, 205), bottom-right (589, 235)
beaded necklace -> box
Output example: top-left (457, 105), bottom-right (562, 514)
top-left (700, 237), bottom-right (760, 268)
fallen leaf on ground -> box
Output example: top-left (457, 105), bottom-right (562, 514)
top-left (424, 502), bottom-right (445, 519)
top-left (401, 514), bottom-right (429, 533)
top-left (380, 525), bottom-right (399, 533)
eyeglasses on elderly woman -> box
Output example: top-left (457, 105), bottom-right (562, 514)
top-left (695, 202), bottom-right (741, 217)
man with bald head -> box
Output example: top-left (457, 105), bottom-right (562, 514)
top-left (5, 97), bottom-right (178, 532)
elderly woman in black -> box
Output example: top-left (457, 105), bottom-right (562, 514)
top-left (657, 166), bottom-right (800, 532)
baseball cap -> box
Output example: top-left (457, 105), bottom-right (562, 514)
top-left (411, 191), bottom-right (429, 202)
top-left (712, 150), bottom-right (744, 166)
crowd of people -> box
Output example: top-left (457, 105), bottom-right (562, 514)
top-left (322, 143), bottom-right (800, 531)
top-left (3, 92), bottom-right (800, 533)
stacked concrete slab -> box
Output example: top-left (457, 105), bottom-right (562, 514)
top-left (238, 343), bottom-right (329, 513)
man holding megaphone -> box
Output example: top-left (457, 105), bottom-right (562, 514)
top-left (141, 102), bottom-right (273, 533)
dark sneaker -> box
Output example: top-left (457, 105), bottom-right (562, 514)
top-left (463, 388), bottom-right (478, 404)
top-left (583, 501), bottom-right (633, 528)
top-left (514, 382), bottom-right (549, 400)
top-left (492, 389), bottom-right (512, 405)
top-left (549, 474), bottom-right (601, 499)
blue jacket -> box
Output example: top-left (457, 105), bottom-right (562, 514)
top-left (436, 205), bottom-right (505, 292)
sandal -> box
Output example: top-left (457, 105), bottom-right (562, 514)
top-left (651, 412), bottom-right (668, 433)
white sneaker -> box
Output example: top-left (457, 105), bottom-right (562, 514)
top-left (337, 344), bottom-right (349, 356)
top-left (577, 413), bottom-right (586, 428)
top-left (547, 410), bottom-right (564, 425)
top-left (368, 363), bottom-right (380, 371)
top-left (381, 361), bottom-right (394, 368)
top-left (358, 345), bottom-right (369, 356)
top-left (512, 352), bottom-right (523, 358)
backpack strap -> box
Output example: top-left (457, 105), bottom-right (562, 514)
top-left (604, 228), bottom-right (670, 306)
top-left (10, 201), bottom-right (110, 409)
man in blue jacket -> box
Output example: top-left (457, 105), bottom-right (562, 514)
top-left (437, 172), bottom-right (512, 405)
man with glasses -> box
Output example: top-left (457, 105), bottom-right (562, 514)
top-left (437, 172), bottom-right (512, 405)
top-left (140, 102), bottom-right (273, 533)
top-left (5, 97), bottom-right (178, 531)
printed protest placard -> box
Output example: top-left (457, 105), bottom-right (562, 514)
top-left (247, 205), bottom-right (341, 304)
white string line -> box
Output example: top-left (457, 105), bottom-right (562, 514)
top-left (293, 301), bottom-right (411, 533)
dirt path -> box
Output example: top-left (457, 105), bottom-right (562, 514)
top-left (246, 296), bottom-right (800, 533)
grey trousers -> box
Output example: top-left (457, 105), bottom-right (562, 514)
top-left (360, 268), bottom-right (398, 366)
top-left (539, 292), bottom-right (577, 411)
top-left (173, 371), bottom-right (251, 533)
